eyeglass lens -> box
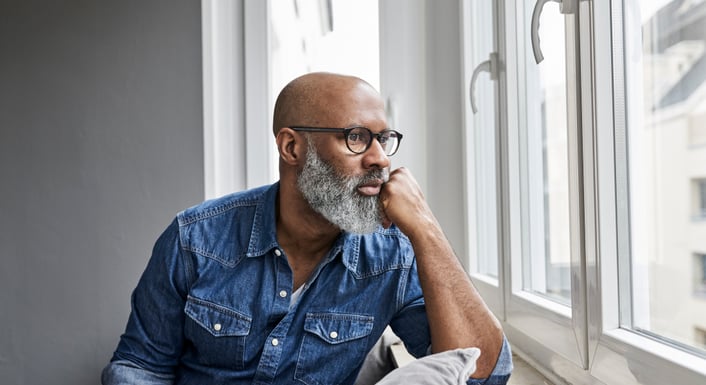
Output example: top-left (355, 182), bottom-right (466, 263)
top-left (346, 127), bottom-right (400, 155)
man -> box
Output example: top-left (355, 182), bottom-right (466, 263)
top-left (102, 72), bottom-right (512, 384)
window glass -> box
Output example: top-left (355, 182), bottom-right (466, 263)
top-left (518, 1), bottom-right (571, 305)
top-left (464, 0), bottom-right (499, 279)
top-left (624, 0), bottom-right (706, 354)
top-left (269, 0), bottom-right (380, 108)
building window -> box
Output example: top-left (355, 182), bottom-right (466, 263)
top-left (695, 179), bottom-right (706, 220)
top-left (696, 253), bottom-right (706, 297)
top-left (696, 327), bottom-right (706, 349)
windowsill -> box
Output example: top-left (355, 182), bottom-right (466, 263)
top-left (602, 328), bottom-right (706, 377)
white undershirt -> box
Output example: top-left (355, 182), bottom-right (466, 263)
top-left (289, 285), bottom-right (305, 309)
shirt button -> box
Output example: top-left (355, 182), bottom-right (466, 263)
top-left (279, 290), bottom-right (288, 298)
top-left (329, 331), bottom-right (338, 339)
top-left (213, 323), bottom-right (222, 331)
top-left (274, 249), bottom-right (282, 256)
top-left (271, 338), bottom-right (279, 346)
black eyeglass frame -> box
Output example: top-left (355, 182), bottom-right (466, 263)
top-left (289, 126), bottom-right (403, 156)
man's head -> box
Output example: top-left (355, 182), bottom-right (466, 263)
top-left (272, 72), bottom-right (384, 137)
top-left (273, 72), bottom-right (395, 234)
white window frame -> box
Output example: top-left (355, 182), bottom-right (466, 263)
top-left (202, 0), bottom-right (275, 199)
top-left (590, 2), bottom-right (706, 382)
top-left (460, 0), bottom-right (504, 315)
top-left (502, 0), bottom-right (588, 372)
top-left (461, 1), bottom-right (706, 384)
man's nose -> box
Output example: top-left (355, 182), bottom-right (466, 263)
top-left (362, 137), bottom-right (391, 170)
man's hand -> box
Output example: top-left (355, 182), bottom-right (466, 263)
top-left (379, 167), bottom-right (437, 237)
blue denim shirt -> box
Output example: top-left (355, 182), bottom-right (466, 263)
top-left (103, 183), bottom-right (512, 385)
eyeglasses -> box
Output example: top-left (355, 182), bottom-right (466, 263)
top-left (290, 126), bottom-right (403, 156)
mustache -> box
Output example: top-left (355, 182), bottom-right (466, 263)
top-left (357, 168), bottom-right (390, 184)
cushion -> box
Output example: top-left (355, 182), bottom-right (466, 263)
top-left (375, 347), bottom-right (481, 385)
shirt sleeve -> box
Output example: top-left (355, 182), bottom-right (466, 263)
top-left (387, 258), bottom-right (432, 358)
top-left (102, 219), bottom-right (191, 385)
top-left (101, 360), bottom-right (175, 385)
top-left (389, 257), bottom-right (514, 385)
top-left (466, 336), bottom-right (513, 385)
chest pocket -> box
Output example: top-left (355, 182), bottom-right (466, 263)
top-left (184, 296), bottom-right (252, 370)
top-left (295, 313), bottom-right (375, 385)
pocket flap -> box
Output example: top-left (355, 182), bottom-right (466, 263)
top-left (185, 296), bottom-right (252, 337)
top-left (304, 313), bottom-right (374, 344)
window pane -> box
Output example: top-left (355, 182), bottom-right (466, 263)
top-left (518, 2), bottom-right (571, 305)
top-left (464, 0), bottom-right (498, 278)
top-left (269, 0), bottom-right (380, 98)
top-left (624, 0), bottom-right (706, 354)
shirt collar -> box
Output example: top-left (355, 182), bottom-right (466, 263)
top-left (245, 182), bottom-right (280, 258)
top-left (244, 182), bottom-right (361, 274)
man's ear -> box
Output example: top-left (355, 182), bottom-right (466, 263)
top-left (276, 127), bottom-right (305, 166)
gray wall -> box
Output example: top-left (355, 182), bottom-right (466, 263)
top-left (0, 1), bottom-right (204, 384)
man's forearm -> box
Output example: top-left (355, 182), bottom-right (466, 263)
top-left (378, 167), bottom-right (505, 378)
top-left (407, 222), bottom-right (504, 378)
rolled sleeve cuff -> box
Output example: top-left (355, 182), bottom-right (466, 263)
top-left (101, 359), bottom-right (175, 385)
top-left (467, 336), bottom-right (513, 385)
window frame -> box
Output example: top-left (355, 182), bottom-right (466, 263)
top-left (461, 0), bottom-right (706, 384)
top-left (201, 0), bottom-right (276, 198)
top-left (503, 0), bottom-right (589, 370)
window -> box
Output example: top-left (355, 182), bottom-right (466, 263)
top-left (623, 0), bottom-right (706, 356)
top-left (269, 0), bottom-right (380, 95)
top-left (462, 0), bottom-right (499, 281)
top-left (461, 0), bottom-right (706, 383)
top-left (696, 253), bottom-right (706, 296)
top-left (517, 0), bottom-right (572, 306)
top-left (463, 0), bottom-right (585, 370)
top-left (694, 178), bottom-right (706, 220)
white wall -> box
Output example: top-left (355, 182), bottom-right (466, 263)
top-left (0, 1), bottom-right (204, 384)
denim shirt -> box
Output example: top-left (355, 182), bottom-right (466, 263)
top-left (103, 183), bottom-right (512, 385)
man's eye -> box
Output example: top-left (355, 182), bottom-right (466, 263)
top-left (348, 133), bottom-right (362, 142)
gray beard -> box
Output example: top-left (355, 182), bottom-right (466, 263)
top-left (297, 141), bottom-right (388, 234)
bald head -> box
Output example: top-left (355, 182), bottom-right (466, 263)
top-left (272, 72), bottom-right (383, 136)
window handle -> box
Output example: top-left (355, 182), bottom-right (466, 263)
top-left (531, 0), bottom-right (579, 64)
top-left (470, 52), bottom-right (499, 114)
